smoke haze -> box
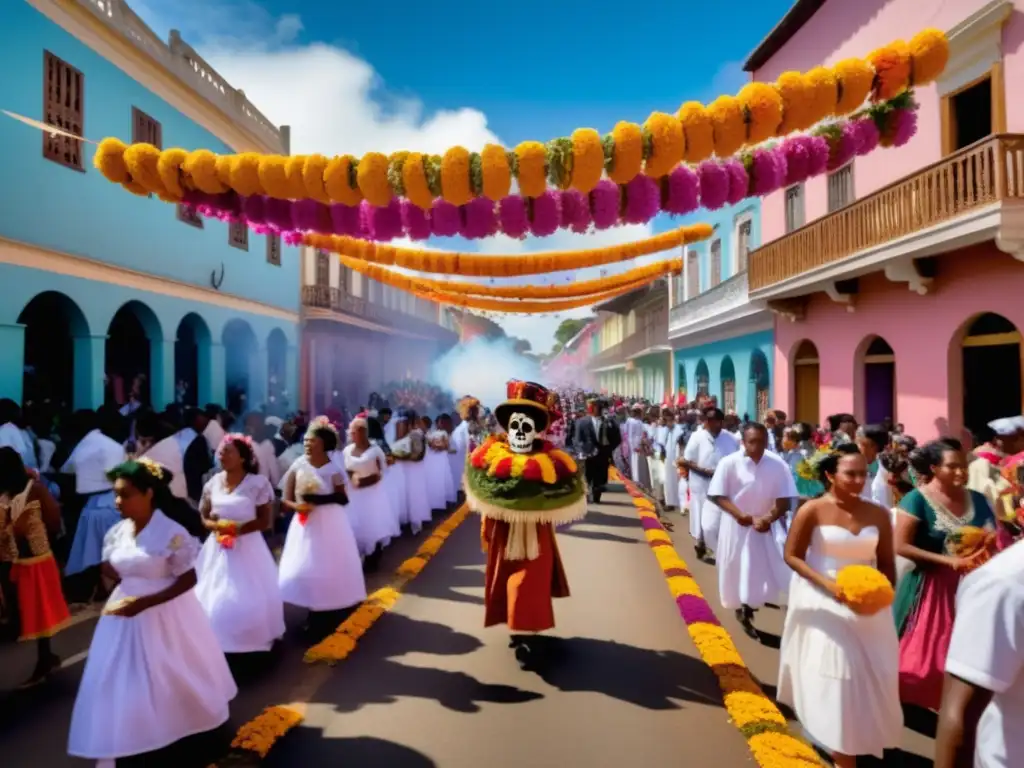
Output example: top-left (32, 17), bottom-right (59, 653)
top-left (429, 336), bottom-right (540, 410)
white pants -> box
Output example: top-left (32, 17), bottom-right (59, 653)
top-left (701, 498), bottom-right (722, 552)
top-left (647, 457), bottom-right (665, 500)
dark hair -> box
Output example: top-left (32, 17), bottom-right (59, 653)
top-left (0, 398), bottom-right (21, 427)
top-left (703, 407), bottom-right (724, 421)
top-left (0, 447), bottom-right (27, 496)
top-left (309, 425), bottom-right (338, 452)
top-left (857, 424), bottom-right (889, 453)
top-left (421, 415), bottom-right (433, 429)
top-left (221, 435), bottom-right (260, 475)
top-left (816, 443), bottom-right (862, 487)
top-left (742, 422), bottom-right (768, 438)
top-left (838, 413), bottom-right (857, 425)
top-left (378, 407), bottom-right (392, 418)
top-left (107, 460), bottom-right (205, 538)
top-left (367, 417), bottom-right (386, 443)
top-left (98, 405), bottom-right (127, 443)
top-left (909, 439), bottom-right (963, 478)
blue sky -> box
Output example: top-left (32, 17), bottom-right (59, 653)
top-left (134, 0), bottom-right (794, 350)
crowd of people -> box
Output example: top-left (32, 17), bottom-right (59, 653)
top-left (0, 392), bottom-right (490, 766)
top-left (568, 392), bottom-right (1022, 768)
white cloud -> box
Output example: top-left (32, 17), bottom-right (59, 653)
top-left (132, 0), bottom-right (665, 350)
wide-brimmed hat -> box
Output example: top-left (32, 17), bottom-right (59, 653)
top-left (494, 380), bottom-right (555, 433)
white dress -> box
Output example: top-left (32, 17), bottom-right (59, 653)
top-left (343, 444), bottom-right (399, 556)
top-left (68, 511), bottom-right (237, 760)
top-left (278, 456), bottom-right (367, 611)
top-left (398, 432), bottom-right (433, 530)
top-left (449, 423), bottom-right (469, 492)
top-left (684, 428), bottom-right (740, 548)
top-left (777, 525), bottom-right (902, 758)
top-left (708, 450), bottom-right (796, 610)
top-left (195, 472), bottom-right (285, 653)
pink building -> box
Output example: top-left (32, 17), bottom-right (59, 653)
top-left (543, 321), bottom-right (597, 391)
top-left (746, 0), bottom-right (1024, 442)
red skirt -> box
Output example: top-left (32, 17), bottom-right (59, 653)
top-left (10, 554), bottom-right (71, 641)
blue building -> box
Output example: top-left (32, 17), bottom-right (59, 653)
top-left (0, 0), bottom-right (299, 415)
top-left (668, 199), bottom-right (774, 420)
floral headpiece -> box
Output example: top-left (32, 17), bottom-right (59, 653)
top-left (305, 415), bottom-right (340, 441)
top-left (796, 448), bottom-right (838, 482)
top-left (218, 432), bottom-right (256, 457)
top-left (136, 457), bottom-right (166, 481)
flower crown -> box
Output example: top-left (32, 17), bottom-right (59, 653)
top-left (218, 432), bottom-right (256, 457)
top-left (136, 457), bottom-right (166, 481)
top-left (305, 415), bottom-right (340, 441)
top-left (795, 448), bottom-right (839, 482)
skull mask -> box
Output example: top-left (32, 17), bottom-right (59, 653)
top-left (507, 412), bottom-right (538, 454)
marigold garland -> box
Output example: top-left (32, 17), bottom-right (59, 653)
top-left (229, 705), bottom-right (304, 759)
top-left (303, 222), bottom-right (711, 277)
top-left (95, 29), bottom-right (947, 214)
top-left (413, 281), bottom-right (647, 314)
top-left (615, 470), bottom-right (825, 767)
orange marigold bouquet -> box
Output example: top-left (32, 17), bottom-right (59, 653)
top-left (948, 525), bottom-right (996, 571)
top-left (835, 564), bottom-right (894, 615)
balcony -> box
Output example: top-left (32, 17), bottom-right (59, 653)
top-left (588, 308), bottom-right (669, 370)
top-left (749, 134), bottom-right (1024, 297)
top-left (301, 285), bottom-right (458, 344)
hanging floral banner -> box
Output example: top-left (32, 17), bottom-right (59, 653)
top-left (409, 281), bottom-right (650, 314)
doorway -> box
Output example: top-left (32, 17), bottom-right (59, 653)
top-left (962, 313), bottom-right (1021, 436)
top-left (793, 340), bottom-right (820, 425)
top-left (863, 336), bottom-right (896, 425)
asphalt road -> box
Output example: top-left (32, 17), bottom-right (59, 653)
top-left (0, 486), bottom-right (938, 766)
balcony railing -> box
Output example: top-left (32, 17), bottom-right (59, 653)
top-left (301, 285), bottom-right (457, 342)
top-left (749, 134), bottom-right (1024, 292)
top-left (669, 270), bottom-right (751, 331)
top-left (588, 308), bottom-right (669, 369)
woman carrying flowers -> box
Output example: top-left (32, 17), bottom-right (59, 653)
top-left (278, 418), bottom-right (366, 626)
top-left (893, 439), bottom-right (997, 711)
top-left (194, 434), bottom-right (284, 654)
top-left (778, 443), bottom-right (902, 766)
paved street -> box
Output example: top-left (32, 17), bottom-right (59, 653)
top-left (0, 486), bottom-right (937, 766)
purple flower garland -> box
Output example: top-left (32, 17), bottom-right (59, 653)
top-left (181, 108), bottom-right (917, 245)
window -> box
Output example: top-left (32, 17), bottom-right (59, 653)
top-left (686, 249), bottom-right (699, 299)
top-left (228, 221), bottom-right (248, 249)
top-left (266, 234), bottom-right (281, 266)
top-left (736, 218), bottom-right (752, 272)
top-left (131, 106), bottom-right (162, 148)
top-left (42, 51), bottom-right (85, 170)
top-left (338, 264), bottom-right (352, 294)
top-left (176, 204), bottom-right (204, 229)
top-left (827, 165), bottom-right (855, 212)
top-left (315, 250), bottom-right (330, 286)
top-left (784, 185), bottom-right (805, 233)
top-left (710, 239), bottom-right (722, 287)
top-left (950, 77), bottom-right (993, 152)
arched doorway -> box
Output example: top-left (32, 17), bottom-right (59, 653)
top-left (677, 363), bottom-right (688, 403)
top-left (18, 291), bottom-right (89, 410)
top-left (223, 319), bottom-right (258, 415)
top-left (793, 340), bottom-right (820, 425)
top-left (266, 328), bottom-right (288, 414)
top-left (961, 313), bottom-right (1022, 436)
top-left (862, 336), bottom-right (896, 425)
top-left (175, 313), bottom-right (211, 407)
top-left (695, 359), bottom-right (710, 400)
top-left (106, 301), bottom-right (161, 409)
top-left (721, 356), bottom-right (736, 413)
top-left (750, 349), bottom-right (770, 421)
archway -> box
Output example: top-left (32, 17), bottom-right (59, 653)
top-left (860, 336), bottom-right (895, 425)
top-left (720, 355), bottom-right (736, 413)
top-left (106, 301), bottom-right (161, 409)
top-left (223, 319), bottom-right (259, 415)
top-left (792, 340), bottom-right (820, 425)
top-left (960, 313), bottom-right (1022, 436)
top-left (750, 349), bottom-right (770, 421)
top-left (17, 291), bottom-right (89, 409)
top-left (695, 359), bottom-right (710, 400)
top-left (266, 328), bottom-right (288, 414)
top-left (175, 313), bottom-right (211, 407)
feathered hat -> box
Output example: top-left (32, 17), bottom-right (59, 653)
top-left (456, 396), bottom-right (481, 420)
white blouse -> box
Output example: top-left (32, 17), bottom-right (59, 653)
top-left (201, 472), bottom-right (274, 524)
top-left (61, 429), bottom-right (126, 494)
top-left (343, 444), bottom-right (387, 480)
top-left (102, 510), bottom-right (201, 598)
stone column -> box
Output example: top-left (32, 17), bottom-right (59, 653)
top-left (284, 344), bottom-right (299, 414)
top-left (0, 323), bottom-right (26, 403)
top-left (150, 337), bottom-right (176, 411)
top-left (73, 334), bottom-right (106, 410)
top-left (208, 342), bottom-right (226, 408)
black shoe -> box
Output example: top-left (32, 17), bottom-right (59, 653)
top-left (514, 643), bottom-right (537, 671)
top-left (695, 541), bottom-right (707, 561)
top-left (736, 607), bottom-right (759, 640)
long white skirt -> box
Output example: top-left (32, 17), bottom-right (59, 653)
top-left (348, 481), bottom-right (399, 556)
top-left (68, 590), bottom-right (237, 759)
top-left (664, 462), bottom-right (680, 508)
top-left (278, 502), bottom-right (366, 611)
top-left (647, 456), bottom-right (665, 499)
top-left (716, 514), bottom-right (792, 610)
top-left (404, 459), bottom-right (433, 530)
top-left (387, 462), bottom-right (411, 526)
top-left (195, 532), bottom-right (286, 653)
top-left (424, 450), bottom-right (451, 510)
top-left (448, 449), bottom-right (465, 495)
top-left (777, 574), bottom-right (902, 757)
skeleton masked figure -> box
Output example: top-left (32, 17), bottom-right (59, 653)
top-left (465, 380), bottom-right (585, 671)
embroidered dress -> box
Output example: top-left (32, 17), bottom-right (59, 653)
top-left (343, 444), bottom-right (398, 556)
top-left (778, 525), bottom-right (902, 758)
top-left (195, 473), bottom-right (285, 653)
top-left (277, 456), bottom-right (366, 611)
top-left (68, 511), bottom-right (236, 760)
top-left (893, 487), bottom-right (996, 710)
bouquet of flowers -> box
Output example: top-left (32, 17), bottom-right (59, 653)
top-left (215, 520), bottom-right (238, 549)
top-left (948, 525), bottom-right (997, 571)
top-left (295, 470), bottom-right (321, 526)
top-left (428, 430), bottom-right (449, 452)
top-left (391, 435), bottom-right (412, 460)
top-left (835, 565), bottom-right (894, 615)
top-left (638, 432), bottom-right (654, 458)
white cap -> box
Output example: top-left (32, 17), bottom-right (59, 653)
top-left (987, 416), bottom-right (1024, 436)
top-left (264, 415), bottom-right (284, 428)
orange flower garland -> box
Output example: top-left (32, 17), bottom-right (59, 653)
top-left (643, 111), bottom-right (684, 178)
top-left (440, 146), bottom-right (473, 206)
top-left (323, 155), bottom-right (363, 206)
top-left (356, 152), bottom-right (392, 207)
top-left (707, 95), bottom-right (746, 158)
top-left (570, 128), bottom-right (605, 194)
top-left (303, 222), bottom-right (711, 278)
top-left (514, 140), bottom-right (548, 198)
top-left (412, 282), bottom-right (646, 313)
top-left (480, 144), bottom-right (512, 201)
top-left (869, 40), bottom-right (913, 102)
top-left (470, 435), bottom-right (578, 483)
top-left (736, 83), bottom-right (783, 144)
top-left (832, 58), bottom-right (875, 115)
top-left (908, 28), bottom-right (949, 85)
top-left (608, 121), bottom-right (644, 184)
top-left (678, 101), bottom-right (715, 162)
top-left (402, 152), bottom-right (434, 210)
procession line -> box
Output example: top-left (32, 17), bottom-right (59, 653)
top-left (215, 502), bottom-right (472, 766)
top-left (612, 471), bottom-right (825, 768)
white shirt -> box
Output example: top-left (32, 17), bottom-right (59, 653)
top-left (255, 438), bottom-right (282, 487)
top-left (204, 420), bottom-right (225, 454)
top-left (868, 464), bottom-right (894, 509)
top-left (945, 541), bottom-right (1024, 768)
top-left (707, 449), bottom-right (797, 518)
top-left (683, 428), bottom-right (739, 491)
top-left (625, 417), bottom-right (646, 452)
top-left (0, 423), bottom-right (36, 469)
top-left (142, 436), bottom-right (188, 500)
top-left (60, 429), bottom-right (125, 494)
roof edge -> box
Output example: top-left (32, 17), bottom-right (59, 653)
top-left (743, 0), bottom-right (828, 73)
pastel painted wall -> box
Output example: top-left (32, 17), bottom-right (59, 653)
top-left (670, 199), bottom-right (762, 294)
top-left (675, 330), bottom-right (774, 417)
top-left (772, 245), bottom-right (1024, 441)
top-left (751, 0), bottom-right (1024, 246)
top-left (0, 2), bottom-right (299, 311)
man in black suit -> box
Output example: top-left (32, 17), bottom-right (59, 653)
top-left (573, 399), bottom-right (621, 503)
